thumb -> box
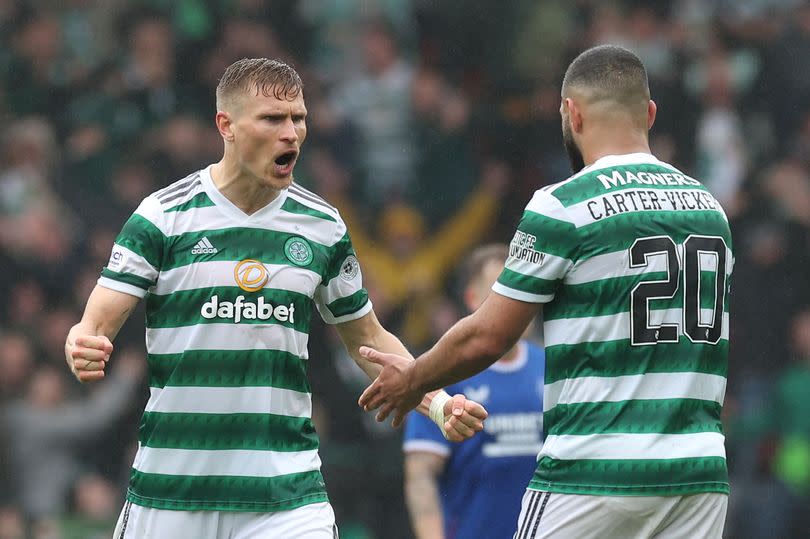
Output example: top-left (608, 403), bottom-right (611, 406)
top-left (359, 346), bottom-right (391, 366)
top-left (446, 394), bottom-right (465, 417)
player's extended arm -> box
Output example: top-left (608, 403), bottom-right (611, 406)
top-left (359, 293), bottom-right (541, 426)
top-left (64, 285), bottom-right (141, 383)
top-left (404, 451), bottom-right (447, 539)
top-left (336, 310), bottom-right (487, 441)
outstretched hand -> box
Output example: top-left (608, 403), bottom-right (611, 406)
top-left (358, 346), bottom-right (488, 441)
top-left (358, 346), bottom-right (423, 427)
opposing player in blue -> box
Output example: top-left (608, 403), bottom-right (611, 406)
top-left (403, 244), bottom-right (545, 539)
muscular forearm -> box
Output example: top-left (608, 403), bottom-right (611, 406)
top-left (410, 311), bottom-right (512, 394)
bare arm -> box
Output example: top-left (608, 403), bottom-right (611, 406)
top-left (336, 310), bottom-right (487, 441)
top-left (404, 451), bottom-right (447, 539)
top-left (358, 293), bottom-right (540, 425)
top-left (65, 285), bottom-right (141, 383)
top-left (410, 293), bottom-right (541, 393)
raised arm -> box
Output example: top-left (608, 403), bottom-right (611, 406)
top-left (64, 285), bottom-right (140, 383)
top-left (335, 310), bottom-right (487, 441)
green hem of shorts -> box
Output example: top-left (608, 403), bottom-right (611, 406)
top-left (527, 480), bottom-right (730, 497)
top-left (126, 491), bottom-right (330, 512)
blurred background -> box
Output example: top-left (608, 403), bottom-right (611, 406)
top-left (0, 0), bottom-right (809, 538)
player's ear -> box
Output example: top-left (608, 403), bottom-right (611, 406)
top-left (566, 97), bottom-right (584, 134)
top-left (216, 111), bottom-right (235, 142)
top-left (647, 99), bottom-right (657, 130)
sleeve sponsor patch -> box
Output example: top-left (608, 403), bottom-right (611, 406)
top-left (339, 255), bottom-right (360, 281)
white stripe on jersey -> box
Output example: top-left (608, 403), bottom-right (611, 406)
top-left (544, 372), bottom-right (727, 410)
top-left (132, 447), bottom-right (322, 478)
top-left (543, 310), bottom-right (730, 347)
top-left (153, 261), bottom-right (322, 296)
top-left (145, 386), bottom-right (312, 417)
top-left (541, 432), bottom-right (727, 461)
top-left (146, 323), bottom-right (310, 357)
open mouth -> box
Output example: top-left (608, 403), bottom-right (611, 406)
top-left (275, 150), bottom-right (297, 167)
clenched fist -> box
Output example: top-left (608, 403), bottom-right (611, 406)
top-left (65, 333), bottom-right (113, 383)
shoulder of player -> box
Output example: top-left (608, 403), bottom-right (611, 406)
top-left (152, 171), bottom-right (205, 209)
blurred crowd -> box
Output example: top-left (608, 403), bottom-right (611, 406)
top-left (1, 1), bottom-right (809, 538)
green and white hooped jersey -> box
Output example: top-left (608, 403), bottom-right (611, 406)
top-left (98, 166), bottom-right (371, 512)
top-left (494, 153), bottom-right (733, 497)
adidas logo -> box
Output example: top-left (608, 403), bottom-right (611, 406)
top-left (191, 237), bottom-right (218, 254)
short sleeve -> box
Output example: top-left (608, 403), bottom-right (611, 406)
top-left (314, 215), bottom-right (372, 324)
top-left (402, 411), bottom-right (451, 457)
top-left (98, 196), bottom-right (165, 298)
top-left (493, 189), bottom-right (579, 303)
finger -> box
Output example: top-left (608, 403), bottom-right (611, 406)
top-left (456, 410), bottom-right (485, 432)
top-left (443, 425), bottom-right (463, 443)
top-left (78, 370), bottom-right (105, 383)
top-left (74, 336), bottom-right (110, 351)
top-left (375, 402), bottom-right (395, 422)
top-left (74, 359), bottom-right (105, 372)
top-left (465, 400), bottom-right (489, 420)
top-left (448, 415), bottom-right (476, 439)
top-left (362, 391), bottom-right (390, 412)
top-left (71, 346), bottom-right (109, 362)
top-left (391, 409), bottom-right (408, 428)
top-left (358, 381), bottom-right (381, 408)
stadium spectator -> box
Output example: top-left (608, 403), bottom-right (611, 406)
top-left (403, 244), bottom-right (545, 539)
top-left (1, 354), bottom-right (142, 520)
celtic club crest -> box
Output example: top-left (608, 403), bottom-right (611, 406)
top-left (284, 237), bottom-right (313, 266)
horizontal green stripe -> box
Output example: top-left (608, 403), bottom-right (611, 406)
top-left (498, 268), bottom-right (559, 297)
top-left (517, 211), bottom-right (580, 259)
top-left (101, 268), bottom-right (154, 290)
top-left (545, 338), bottom-right (728, 384)
top-left (145, 286), bottom-right (311, 331)
top-left (164, 192), bottom-right (216, 213)
top-left (576, 211), bottom-right (731, 259)
top-left (530, 456), bottom-right (728, 496)
top-left (281, 197), bottom-right (336, 222)
top-left (139, 412), bottom-right (318, 451)
top-left (128, 469), bottom-right (327, 511)
top-left (553, 164), bottom-right (708, 206)
top-left (162, 228), bottom-right (331, 276)
top-left (545, 398), bottom-right (723, 436)
top-left (116, 213), bottom-right (166, 269)
top-left (326, 289), bottom-right (369, 318)
top-left (147, 350), bottom-right (309, 392)
top-left (546, 270), bottom-right (730, 320)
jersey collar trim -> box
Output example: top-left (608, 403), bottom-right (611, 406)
top-left (200, 165), bottom-right (288, 222)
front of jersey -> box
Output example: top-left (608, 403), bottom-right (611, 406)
top-left (493, 153), bottom-right (733, 497)
top-left (403, 341), bottom-right (545, 539)
top-left (98, 166), bottom-right (371, 512)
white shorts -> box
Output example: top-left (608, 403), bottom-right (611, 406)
top-left (513, 489), bottom-right (727, 539)
top-left (112, 501), bottom-right (338, 539)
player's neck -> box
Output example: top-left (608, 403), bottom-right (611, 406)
top-left (581, 129), bottom-right (652, 168)
top-left (211, 159), bottom-right (282, 215)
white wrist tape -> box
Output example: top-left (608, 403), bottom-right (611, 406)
top-left (429, 391), bottom-right (453, 436)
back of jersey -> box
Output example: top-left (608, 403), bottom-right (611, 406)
top-left (493, 153), bottom-right (733, 497)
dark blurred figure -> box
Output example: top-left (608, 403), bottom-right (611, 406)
top-left (0, 354), bottom-right (143, 520)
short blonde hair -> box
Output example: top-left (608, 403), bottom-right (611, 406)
top-left (215, 58), bottom-right (303, 110)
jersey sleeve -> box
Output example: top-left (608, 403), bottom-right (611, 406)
top-left (402, 410), bottom-right (451, 457)
top-left (314, 215), bottom-right (373, 324)
top-left (493, 189), bottom-right (580, 303)
top-left (98, 196), bottom-right (165, 298)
